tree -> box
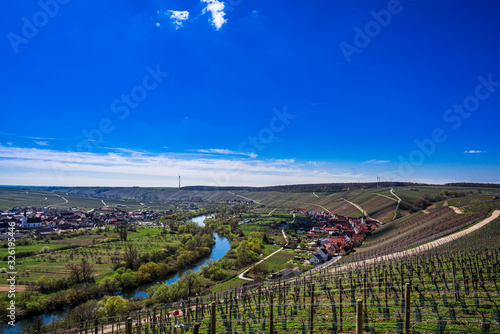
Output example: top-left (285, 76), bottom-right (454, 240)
top-left (122, 242), bottom-right (138, 270)
top-left (71, 300), bottom-right (99, 323)
top-left (236, 241), bottom-right (260, 266)
top-left (66, 258), bottom-right (95, 283)
top-left (179, 270), bottom-right (201, 296)
top-left (250, 263), bottom-right (269, 279)
top-left (136, 262), bottom-right (160, 284)
top-left (117, 221), bottom-right (128, 241)
top-left (99, 277), bottom-right (120, 295)
top-left (98, 295), bottom-right (128, 317)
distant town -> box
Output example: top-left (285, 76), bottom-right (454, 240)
top-left (0, 206), bottom-right (171, 239)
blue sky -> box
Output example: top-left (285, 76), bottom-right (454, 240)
top-left (1, 0), bottom-right (499, 186)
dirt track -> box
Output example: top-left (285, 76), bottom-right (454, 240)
top-left (0, 285), bottom-right (27, 292)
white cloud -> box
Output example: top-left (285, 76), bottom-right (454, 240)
top-left (195, 148), bottom-right (258, 158)
top-left (168, 10), bottom-right (189, 29)
top-left (201, 0), bottom-right (227, 30)
top-left (0, 146), bottom-right (366, 187)
top-left (35, 140), bottom-right (48, 146)
top-left (464, 150), bottom-right (485, 154)
top-left (363, 159), bottom-right (390, 164)
top-left (29, 136), bottom-right (54, 140)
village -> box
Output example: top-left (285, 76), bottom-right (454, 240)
top-left (0, 206), bottom-right (170, 239)
top-left (285, 210), bottom-right (380, 265)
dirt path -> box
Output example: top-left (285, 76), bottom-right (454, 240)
top-left (283, 199), bottom-right (332, 214)
top-left (312, 192), bottom-right (319, 198)
top-left (267, 208), bottom-right (277, 216)
top-left (341, 198), bottom-right (364, 215)
top-left (0, 285), bottom-right (27, 292)
top-left (390, 188), bottom-right (401, 202)
top-left (449, 206), bottom-right (464, 214)
top-left (373, 193), bottom-right (398, 201)
top-left (341, 198), bottom-right (380, 222)
top-left (227, 191), bottom-right (262, 204)
top-left (238, 246), bottom-right (284, 281)
top-left (282, 228), bottom-right (288, 247)
top-left (48, 192), bottom-right (69, 207)
top-left (390, 188), bottom-right (402, 220)
top-left (238, 228), bottom-right (288, 281)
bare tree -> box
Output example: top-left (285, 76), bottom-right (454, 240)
top-left (66, 258), bottom-right (95, 283)
top-left (117, 221), bottom-right (128, 241)
top-left (122, 242), bottom-right (138, 270)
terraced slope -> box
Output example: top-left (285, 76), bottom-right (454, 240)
top-left (340, 207), bottom-right (489, 262)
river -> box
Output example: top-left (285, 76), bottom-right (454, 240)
top-left (2, 214), bottom-right (229, 334)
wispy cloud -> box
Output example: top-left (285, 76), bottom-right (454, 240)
top-left (195, 148), bottom-right (258, 158)
top-left (0, 132), bottom-right (54, 141)
top-left (363, 159), bottom-right (391, 164)
top-left (464, 150), bottom-right (486, 154)
top-left (35, 140), bottom-right (48, 146)
top-left (201, 0), bottom-right (227, 30)
top-left (30, 136), bottom-right (54, 140)
top-left (0, 146), bottom-right (365, 187)
top-left (168, 10), bottom-right (189, 29)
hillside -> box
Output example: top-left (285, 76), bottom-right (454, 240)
top-left (43, 184), bottom-right (500, 223)
top-left (30, 210), bottom-right (500, 333)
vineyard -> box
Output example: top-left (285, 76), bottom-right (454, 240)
top-left (31, 211), bottom-right (500, 334)
top-left (462, 200), bottom-right (500, 214)
top-left (338, 208), bottom-right (489, 262)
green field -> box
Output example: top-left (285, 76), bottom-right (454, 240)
top-left (0, 243), bottom-right (68, 258)
top-left (0, 228), bottom-right (180, 284)
top-left (258, 251), bottom-right (295, 273)
top-left (210, 276), bottom-right (248, 293)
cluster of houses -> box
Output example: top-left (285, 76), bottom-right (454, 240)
top-left (0, 206), bottom-right (172, 238)
top-left (290, 210), bottom-right (379, 264)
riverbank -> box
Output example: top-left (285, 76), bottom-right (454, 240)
top-left (1, 214), bottom-right (230, 334)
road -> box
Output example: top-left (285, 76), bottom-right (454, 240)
top-left (238, 228), bottom-right (288, 281)
top-left (267, 208), bottom-right (277, 216)
top-left (312, 192), bottom-right (319, 198)
top-left (101, 199), bottom-right (108, 207)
